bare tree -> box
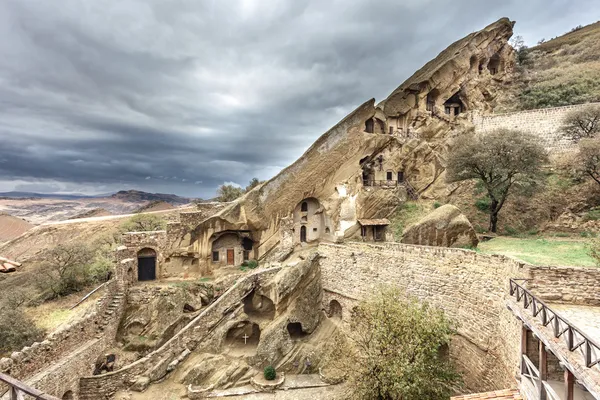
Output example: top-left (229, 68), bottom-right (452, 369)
top-left (562, 105), bottom-right (600, 141)
top-left (577, 138), bottom-right (600, 186)
top-left (446, 129), bottom-right (548, 233)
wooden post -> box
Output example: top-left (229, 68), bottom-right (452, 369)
top-left (564, 369), bottom-right (574, 400)
top-left (520, 325), bottom-right (528, 374)
top-left (539, 340), bottom-right (547, 400)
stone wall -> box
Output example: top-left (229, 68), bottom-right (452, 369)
top-left (472, 102), bottom-right (600, 153)
top-left (0, 280), bottom-right (126, 400)
top-left (526, 265), bottom-right (600, 306)
top-left (78, 266), bottom-right (283, 399)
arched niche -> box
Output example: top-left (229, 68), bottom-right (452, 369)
top-left (62, 391), bottom-right (74, 400)
top-left (328, 300), bottom-right (342, 320)
top-left (488, 53), bottom-right (501, 75)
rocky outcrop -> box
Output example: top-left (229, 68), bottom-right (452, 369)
top-left (401, 204), bottom-right (478, 248)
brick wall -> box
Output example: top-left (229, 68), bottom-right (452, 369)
top-left (472, 103), bottom-right (600, 153)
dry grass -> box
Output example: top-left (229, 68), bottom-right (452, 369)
top-left (499, 21), bottom-right (600, 111)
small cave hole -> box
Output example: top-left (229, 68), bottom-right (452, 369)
top-left (183, 303), bottom-right (197, 313)
top-left (287, 322), bottom-right (308, 339)
top-left (224, 322), bottom-right (261, 356)
top-left (328, 300), bottom-right (343, 320)
top-left (243, 290), bottom-right (275, 320)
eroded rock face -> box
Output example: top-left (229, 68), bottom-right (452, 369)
top-left (401, 204), bottom-right (478, 248)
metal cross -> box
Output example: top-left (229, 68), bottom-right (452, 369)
top-left (243, 334), bottom-right (249, 344)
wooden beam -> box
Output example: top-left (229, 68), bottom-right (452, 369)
top-left (520, 325), bottom-right (528, 374)
top-left (564, 369), bottom-right (575, 400)
top-left (539, 340), bottom-right (547, 400)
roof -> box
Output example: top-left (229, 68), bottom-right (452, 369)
top-left (0, 256), bottom-right (21, 273)
top-left (358, 219), bottom-right (390, 226)
top-left (451, 389), bottom-right (522, 400)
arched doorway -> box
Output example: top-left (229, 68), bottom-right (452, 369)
top-left (300, 226), bottom-right (307, 243)
top-left (62, 390), bottom-right (74, 400)
top-left (365, 118), bottom-right (374, 133)
top-left (137, 248), bottom-right (156, 281)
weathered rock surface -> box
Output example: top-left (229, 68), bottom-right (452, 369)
top-left (401, 204), bottom-right (478, 248)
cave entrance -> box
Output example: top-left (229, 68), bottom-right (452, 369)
top-left (365, 118), bottom-right (374, 133)
top-left (287, 322), bottom-right (308, 340)
top-left (243, 290), bottom-right (275, 320)
top-left (328, 300), bottom-right (343, 320)
top-left (225, 322), bottom-right (261, 356)
top-left (444, 92), bottom-right (465, 118)
top-left (488, 53), bottom-right (501, 75)
top-left (137, 248), bottom-right (156, 281)
top-left (62, 391), bottom-right (74, 400)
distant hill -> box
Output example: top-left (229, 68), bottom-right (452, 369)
top-left (134, 201), bottom-right (175, 213)
top-left (0, 190), bottom-right (192, 204)
top-left (0, 213), bottom-right (34, 243)
top-left (71, 208), bottom-right (114, 219)
top-left (497, 21), bottom-right (600, 112)
top-left (111, 190), bottom-right (190, 205)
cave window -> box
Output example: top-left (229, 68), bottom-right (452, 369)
top-left (212, 251), bottom-right (219, 262)
top-left (329, 300), bottom-right (343, 319)
top-left (301, 201), bottom-right (308, 212)
top-left (325, 227), bottom-right (330, 234)
top-left (313, 227), bottom-right (318, 232)
top-left (397, 171), bottom-right (405, 182)
top-left (243, 251), bottom-right (250, 261)
top-left (488, 53), bottom-right (501, 75)
top-left (386, 171), bottom-right (393, 181)
top-left (389, 126), bottom-right (394, 135)
top-left (365, 118), bottom-right (374, 133)
top-left (287, 322), bottom-right (307, 339)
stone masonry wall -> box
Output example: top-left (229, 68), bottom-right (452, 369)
top-left (526, 265), bottom-right (600, 306)
top-left (78, 266), bottom-right (283, 400)
top-left (317, 241), bottom-right (527, 392)
top-left (0, 279), bottom-right (126, 400)
top-left (472, 102), bottom-right (600, 153)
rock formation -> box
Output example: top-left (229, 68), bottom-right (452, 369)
top-left (401, 204), bottom-right (479, 248)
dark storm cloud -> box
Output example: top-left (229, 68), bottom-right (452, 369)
top-left (0, 0), bottom-right (597, 197)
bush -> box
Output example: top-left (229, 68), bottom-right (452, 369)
top-left (583, 208), bottom-right (600, 221)
top-left (264, 365), bottom-right (276, 381)
top-left (589, 239), bottom-right (600, 266)
top-left (475, 198), bottom-right (490, 212)
top-left (0, 301), bottom-right (44, 355)
top-left (120, 214), bottom-right (166, 233)
top-left (433, 201), bottom-right (442, 209)
top-left (504, 226), bottom-right (519, 236)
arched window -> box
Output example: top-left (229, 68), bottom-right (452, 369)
top-left (301, 201), bottom-right (308, 212)
top-left (300, 226), bottom-right (307, 243)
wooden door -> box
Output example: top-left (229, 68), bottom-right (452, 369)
top-left (138, 257), bottom-right (156, 281)
top-left (226, 249), bottom-right (235, 265)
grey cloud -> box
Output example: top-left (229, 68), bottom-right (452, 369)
top-left (0, 0), bottom-right (597, 197)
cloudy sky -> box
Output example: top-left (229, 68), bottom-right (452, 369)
top-left (0, 0), bottom-right (597, 198)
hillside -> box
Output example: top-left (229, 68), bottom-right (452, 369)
top-left (134, 200), bottom-right (175, 213)
top-left (0, 213), bottom-right (34, 243)
top-left (497, 21), bottom-right (600, 112)
top-left (111, 190), bottom-right (190, 205)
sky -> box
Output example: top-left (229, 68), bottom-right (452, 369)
top-left (0, 0), bottom-right (598, 198)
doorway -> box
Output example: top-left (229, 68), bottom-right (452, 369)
top-left (300, 226), bottom-right (307, 243)
top-left (226, 249), bottom-right (235, 265)
top-left (137, 248), bottom-right (156, 281)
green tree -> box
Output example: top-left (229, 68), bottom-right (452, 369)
top-left (217, 184), bottom-right (244, 202)
top-left (120, 213), bottom-right (166, 232)
top-left (562, 105), bottom-right (600, 141)
top-left (446, 129), bottom-right (547, 233)
top-left (589, 239), bottom-right (600, 266)
top-left (576, 138), bottom-right (600, 186)
top-left (245, 177), bottom-right (263, 192)
top-left (328, 287), bottom-right (460, 400)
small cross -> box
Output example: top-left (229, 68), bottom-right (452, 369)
top-left (243, 334), bottom-right (249, 344)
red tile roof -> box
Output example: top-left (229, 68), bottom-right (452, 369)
top-left (451, 389), bottom-right (522, 400)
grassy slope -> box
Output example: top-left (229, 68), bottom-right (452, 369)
top-left (497, 21), bottom-right (600, 112)
top-left (478, 236), bottom-right (596, 267)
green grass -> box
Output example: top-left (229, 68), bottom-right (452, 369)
top-left (478, 237), bottom-right (597, 267)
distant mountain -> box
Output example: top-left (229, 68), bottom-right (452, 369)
top-left (110, 190), bottom-right (190, 205)
top-left (0, 191), bottom-right (96, 200)
top-left (0, 190), bottom-right (192, 204)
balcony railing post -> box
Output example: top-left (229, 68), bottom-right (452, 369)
top-left (585, 341), bottom-right (592, 368)
top-left (567, 327), bottom-right (574, 351)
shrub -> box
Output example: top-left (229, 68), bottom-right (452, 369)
top-left (474, 198), bottom-right (490, 212)
top-left (246, 260), bottom-right (258, 269)
top-left (504, 226), bottom-right (519, 236)
top-left (264, 365), bottom-right (276, 381)
top-left (583, 208), bottom-right (600, 221)
top-left (589, 239), bottom-right (600, 266)
top-left (0, 298), bottom-right (44, 355)
top-left (433, 201), bottom-right (442, 209)
top-left (120, 214), bottom-right (166, 233)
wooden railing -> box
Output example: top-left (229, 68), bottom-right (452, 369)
top-left (509, 279), bottom-right (600, 369)
top-left (362, 180), bottom-right (419, 200)
top-left (0, 372), bottom-right (59, 400)
top-left (521, 354), bottom-right (561, 400)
